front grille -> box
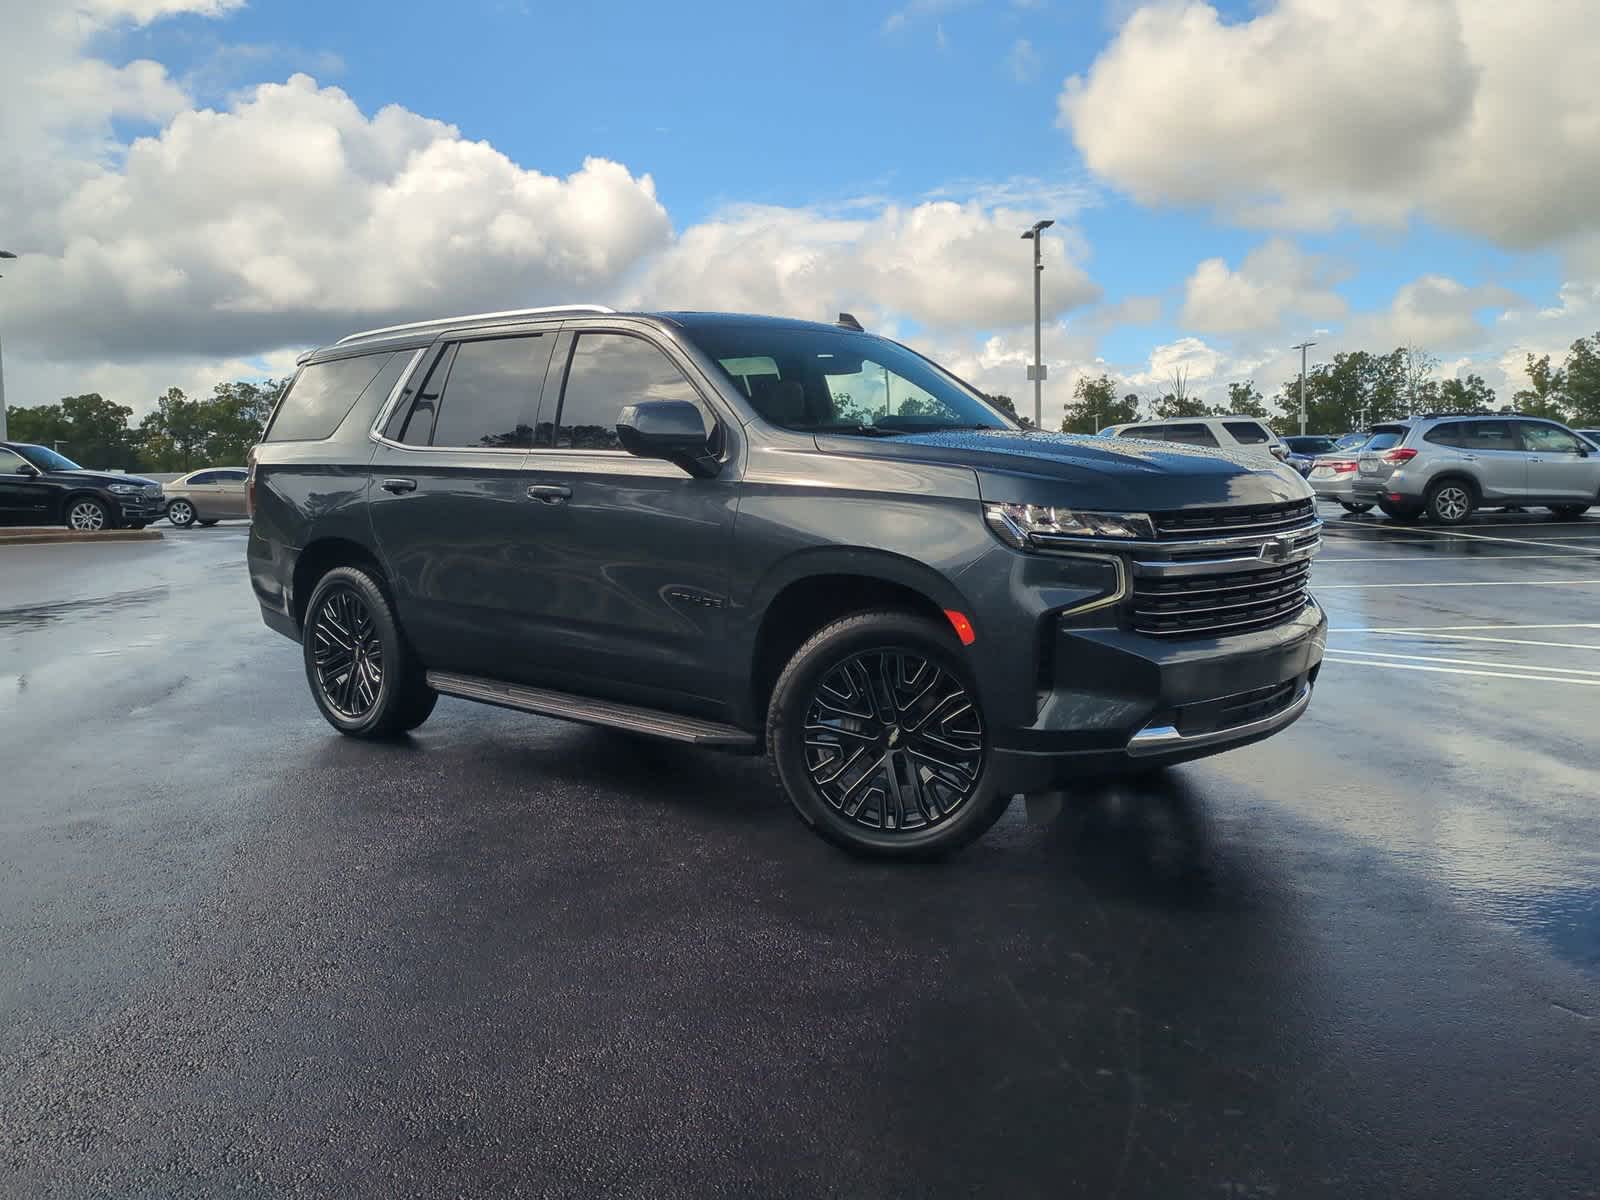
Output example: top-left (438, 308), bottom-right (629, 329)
top-left (1132, 559), bottom-right (1312, 638)
top-left (1149, 498), bottom-right (1316, 540)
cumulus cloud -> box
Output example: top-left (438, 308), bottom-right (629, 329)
top-left (627, 200), bottom-right (1100, 332)
top-left (1061, 0), bottom-right (1600, 254)
top-left (1180, 238), bottom-right (1349, 335)
top-left (10, 75), bottom-right (672, 361)
top-left (1346, 275), bottom-right (1522, 352)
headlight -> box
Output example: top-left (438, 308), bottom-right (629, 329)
top-left (108, 483), bottom-right (142, 495)
top-left (984, 502), bottom-right (1154, 549)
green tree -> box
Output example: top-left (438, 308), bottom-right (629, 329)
top-left (1224, 381), bottom-right (1272, 420)
top-left (138, 387), bottom-right (210, 471)
top-left (199, 378), bottom-right (284, 463)
top-left (1436, 373), bottom-right (1496, 414)
top-left (1151, 368), bottom-right (1206, 419)
top-left (1060, 375), bottom-right (1139, 433)
top-left (6, 393), bottom-right (136, 468)
top-left (1273, 349), bottom-right (1409, 434)
top-left (1562, 331), bottom-right (1600, 426)
top-left (1512, 353), bottom-right (1568, 421)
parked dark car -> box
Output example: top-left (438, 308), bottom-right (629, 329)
top-left (249, 306), bottom-right (1326, 858)
top-left (0, 441), bottom-right (165, 530)
top-left (1281, 435), bottom-right (1338, 477)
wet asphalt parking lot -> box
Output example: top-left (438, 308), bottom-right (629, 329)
top-left (3, 507), bottom-right (1599, 1198)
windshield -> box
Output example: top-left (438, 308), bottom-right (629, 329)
top-left (15, 443), bottom-right (83, 472)
top-left (1284, 436), bottom-right (1335, 454)
top-left (1332, 432), bottom-right (1370, 451)
top-left (682, 324), bottom-right (1014, 435)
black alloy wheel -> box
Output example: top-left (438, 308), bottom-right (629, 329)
top-left (310, 587), bottom-right (384, 720)
top-left (802, 648), bottom-right (985, 834)
top-left (300, 565), bottom-right (437, 737)
top-left (767, 610), bottom-right (1010, 858)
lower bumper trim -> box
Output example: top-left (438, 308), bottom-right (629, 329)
top-left (1126, 681), bottom-right (1312, 758)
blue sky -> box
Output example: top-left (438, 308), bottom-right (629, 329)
top-left (4, 0), bottom-right (1597, 422)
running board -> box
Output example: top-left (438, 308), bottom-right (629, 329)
top-left (426, 671), bottom-right (758, 749)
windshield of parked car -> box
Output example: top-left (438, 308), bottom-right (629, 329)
top-left (15, 443), bottom-right (83, 472)
top-left (682, 324), bottom-right (1015, 435)
top-left (1332, 432), bottom-right (1370, 451)
top-left (1284, 436), bottom-right (1336, 454)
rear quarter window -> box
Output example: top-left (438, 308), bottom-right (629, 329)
top-left (264, 352), bottom-right (403, 443)
top-left (1223, 421), bottom-right (1271, 445)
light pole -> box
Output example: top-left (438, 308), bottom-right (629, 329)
top-left (1292, 339), bottom-right (1316, 436)
top-left (0, 250), bottom-right (14, 441)
top-left (1021, 219), bottom-right (1054, 429)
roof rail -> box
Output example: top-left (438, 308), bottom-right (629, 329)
top-left (335, 304), bottom-right (616, 345)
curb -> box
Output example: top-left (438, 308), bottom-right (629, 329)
top-left (0, 528), bottom-right (165, 546)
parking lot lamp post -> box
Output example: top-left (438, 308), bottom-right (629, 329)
top-left (1292, 340), bottom-right (1316, 436)
top-left (0, 250), bottom-right (14, 441)
top-left (1021, 220), bottom-right (1054, 428)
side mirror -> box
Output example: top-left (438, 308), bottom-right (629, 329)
top-left (1269, 444), bottom-right (1289, 461)
top-left (616, 400), bottom-right (719, 479)
top-left (17, 462), bottom-right (40, 478)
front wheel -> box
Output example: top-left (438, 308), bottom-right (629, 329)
top-left (65, 497), bottom-right (110, 531)
top-left (767, 610), bottom-right (1010, 859)
top-left (302, 565), bottom-right (436, 738)
top-left (1339, 502), bottom-right (1374, 514)
top-left (166, 499), bottom-right (196, 528)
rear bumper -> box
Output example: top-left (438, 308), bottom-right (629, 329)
top-left (986, 599), bottom-right (1327, 793)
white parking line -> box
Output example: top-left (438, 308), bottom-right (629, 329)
top-left (1332, 632), bottom-right (1600, 652)
top-left (1316, 578), bottom-right (1600, 589)
top-left (1321, 655), bottom-right (1600, 686)
top-left (1329, 623), bottom-right (1600, 632)
top-left (1327, 647), bottom-right (1600, 676)
top-left (1318, 553), bottom-right (1599, 563)
top-left (1320, 525), bottom-right (1600, 552)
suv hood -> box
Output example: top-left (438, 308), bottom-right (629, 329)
top-left (814, 428), bottom-right (1311, 511)
top-left (50, 468), bottom-right (162, 488)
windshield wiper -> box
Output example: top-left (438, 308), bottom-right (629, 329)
top-left (806, 424), bottom-right (905, 437)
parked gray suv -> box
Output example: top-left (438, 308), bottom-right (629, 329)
top-left (1354, 415), bottom-right (1600, 523)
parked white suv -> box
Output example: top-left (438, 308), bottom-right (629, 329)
top-left (1100, 415), bottom-right (1288, 467)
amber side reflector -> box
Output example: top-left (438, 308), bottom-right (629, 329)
top-left (943, 609), bottom-right (977, 646)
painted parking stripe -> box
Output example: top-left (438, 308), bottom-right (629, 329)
top-left (1327, 647), bottom-right (1600, 676)
top-left (1331, 632), bottom-right (1600, 652)
top-left (1320, 525), bottom-right (1600, 553)
top-left (1318, 552), bottom-right (1600, 563)
top-left (1321, 655), bottom-right (1600, 686)
top-left (1329, 622), bottom-right (1600, 632)
top-left (1316, 578), bottom-right (1600, 589)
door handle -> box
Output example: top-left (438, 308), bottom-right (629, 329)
top-left (526, 483), bottom-right (572, 504)
top-left (381, 477), bottom-right (417, 494)
top-left (1460, 455), bottom-right (1478, 461)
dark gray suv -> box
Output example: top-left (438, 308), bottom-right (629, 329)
top-left (248, 306), bottom-right (1326, 857)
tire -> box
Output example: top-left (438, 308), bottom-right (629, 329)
top-left (301, 565), bottom-right (436, 738)
top-left (166, 498), bottom-right (197, 528)
top-left (1548, 505), bottom-right (1591, 519)
top-left (767, 609), bottom-right (1010, 859)
top-left (1339, 502), bottom-right (1374, 514)
top-left (64, 496), bottom-right (111, 532)
top-left (198, 519), bottom-right (219, 527)
top-left (1377, 499), bottom-right (1421, 523)
top-left (1426, 479), bottom-right (1477, 525)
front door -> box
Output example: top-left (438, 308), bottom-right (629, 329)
top-left (1520, 422), bottom-right (1600, 504)
top-left (506, 327), bottom-right (740, 713)
top-left (0, 447), bottom-right (48, 525)
top-left (367, 326), bottom-right (559, 678)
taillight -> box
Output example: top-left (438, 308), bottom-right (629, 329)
top-left (1382, 447), bottom-right (1418, 464)
top-left (1331, 460), bottom-right (1357, 474)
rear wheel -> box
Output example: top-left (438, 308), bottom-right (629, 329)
top-left (767, 610), bottom-right (1010, 859)
top-left (1339, 501), bottom-right (1374, 514)
top-left (166, 499), bottom-right (196, 528)
top-left (1426, 479), bottom-right (1477, 525)
top-left (302, 565), bottom-right (436, 738)
top-left (1549, 505), bottom-right (1591, 519)
top-left (65, 497), bottom-right (110, 532)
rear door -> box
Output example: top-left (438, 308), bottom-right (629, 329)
top-left (1162, 423), bottom-right (1222, 450)
top-left (1221, 419), bottom-right (1280, 465)
top-left (1457, 419), bottom-right (1528, 501)
top-left (500, 325), bottom-right (740, 710)
top-left (367, 326), bottom-right (558, 676)
top-left (1520, 422), bottom-right (1600, 503)
top-left (213, 469), bottom-right (249, 516)
top-left (0, 446), bottom-right (48, 525)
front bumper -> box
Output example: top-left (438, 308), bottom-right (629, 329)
top-left (986, 598), bottom-right (1327, 793)
top-left (113, 494), bottom-right (166, 522)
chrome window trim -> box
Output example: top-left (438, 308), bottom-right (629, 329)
top-left (337, 305), bottom-right (614, 345)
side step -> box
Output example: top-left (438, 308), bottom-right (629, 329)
top-left (426, 671), bottom-right (759, 749)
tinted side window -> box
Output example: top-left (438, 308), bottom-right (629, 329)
top-left (557, 334), bottom-right (704, 451)
top-left (1464, 420), bottom-right (1519, 451)
top-left (265, 353), bottom-right (397, 442)
top-left (1521, 423), bottom-right (1585, 453)
top-left (1424, 422), bottom-right (1469, 447)
top-left (0, 448), bottom-right (29, 473)
top-left (1223, 421), bottom-right (1271, 445)
top-left (1165, 424), bottom-right (1221, 447)
top-left (391, 347), bottom-right (457, 446)
top-left (428, 335), bottom-right (553, 449)
top-left (187, 471), bottom-right (219, 484)
top-left (1121, 425), bottom-right (1166, 440)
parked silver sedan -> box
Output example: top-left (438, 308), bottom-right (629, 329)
top-left (163, 467), bottom-right (248, 528)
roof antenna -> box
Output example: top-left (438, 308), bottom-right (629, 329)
top-left (836, 312), bottom-right (864, 332)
